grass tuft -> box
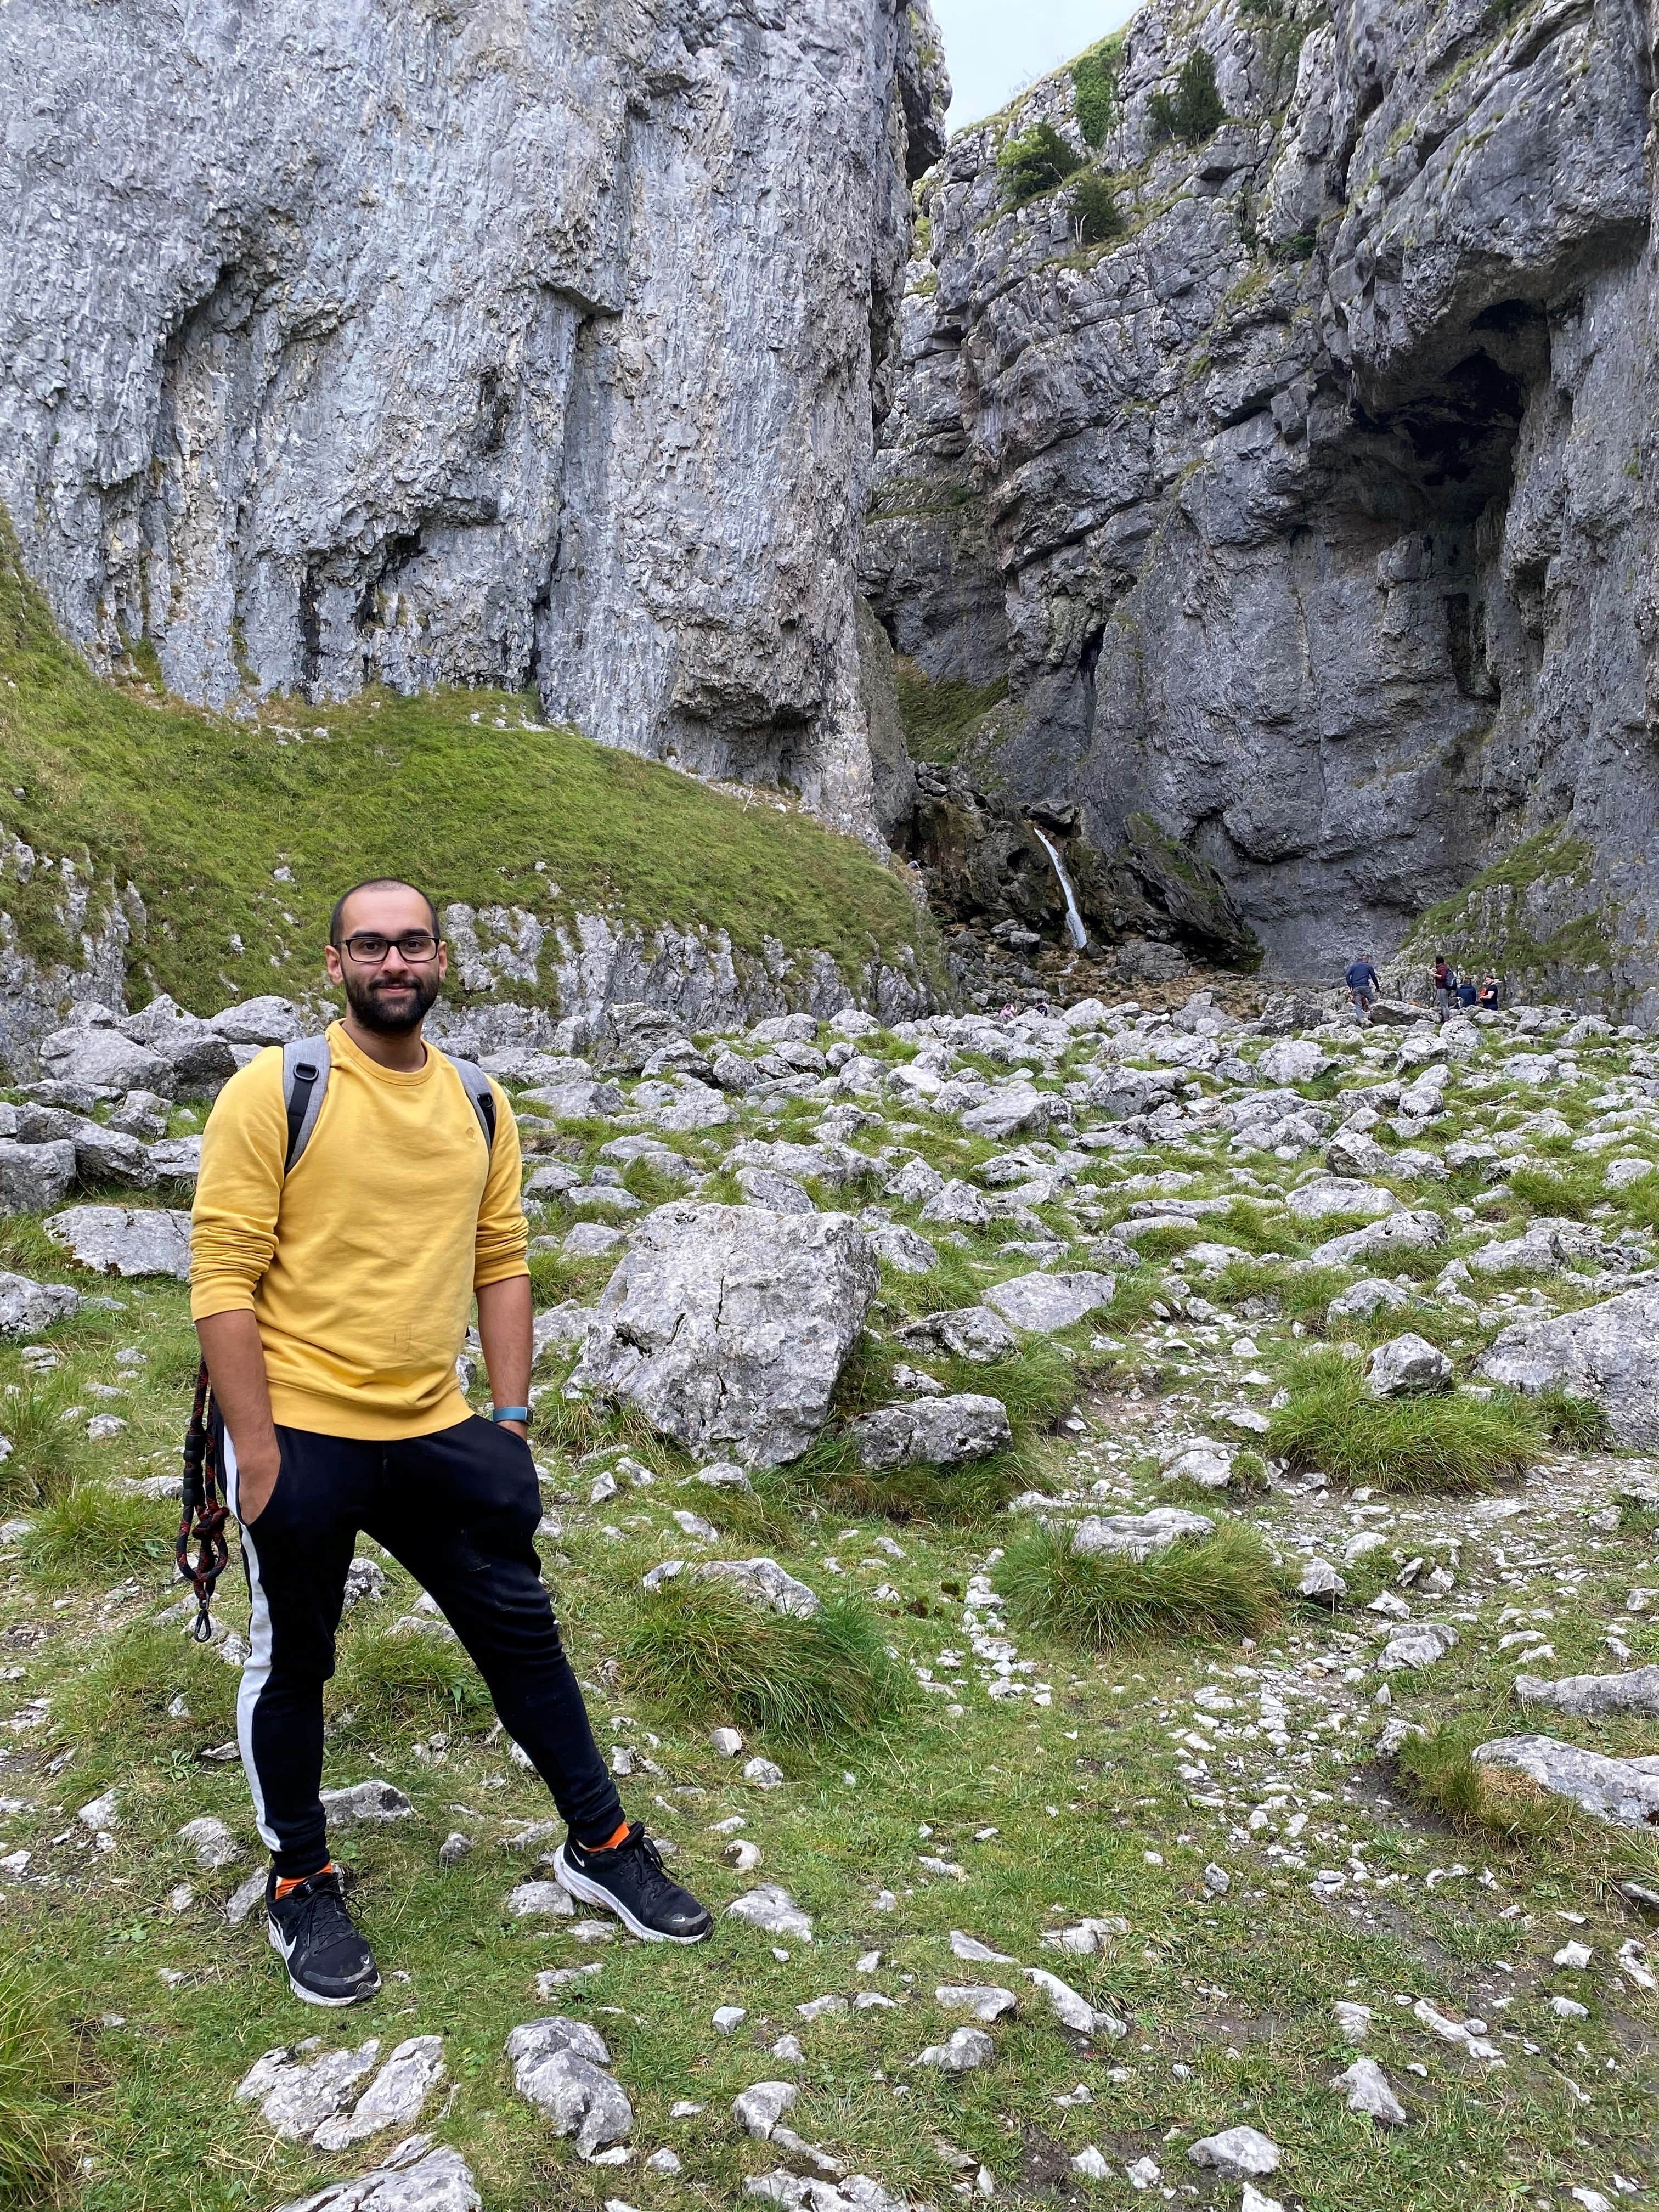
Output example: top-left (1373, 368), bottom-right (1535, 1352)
top-left (24, 1483), bottom-right (172, 1577)
top-left (622, 1583), bottom-right (912, 1742)
top-left (49, 1624), bottom-right (238, 1785)
top-left (997, 1520), bottom-right (1281, 1651)
top-left (330, 1627), bottom-right (492, 1739)
top-left (0, 1962), bottom-right (71, 2210)
top-left (1267, 1350), bottom-right (1544, 1492)
top-left (1537, 1386), bottom-right (1613, 1452)
top-left (0, 1373), bottom-right (88, 1509)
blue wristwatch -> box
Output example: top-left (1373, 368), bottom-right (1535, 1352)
top-left (489, 1406), bottom-right (531, 1424)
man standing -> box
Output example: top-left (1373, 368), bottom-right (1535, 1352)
top-left (1344, 954), bottom-right (1381, 1022)
top-left (1431, 953), bottom-right (1455, 1021)
top-left (191, 880), bottom-right (710, 2007)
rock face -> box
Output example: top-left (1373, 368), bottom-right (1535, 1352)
top-left (1478, 1285), bottom-right (1659, 1449)
top-left (867, 0), bottom-right (1659, 1014)
top-left (570, 1202), bottom-right (881, 1466)
top-left (1, 0), bottom-right (946, 834)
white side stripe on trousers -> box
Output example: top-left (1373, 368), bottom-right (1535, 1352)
top-left (222, 1433), bottom-right (279, 1851)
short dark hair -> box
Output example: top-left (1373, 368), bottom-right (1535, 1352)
top-left (330, 879), bottom-right (441, 946)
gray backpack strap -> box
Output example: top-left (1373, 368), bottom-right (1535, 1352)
top-left (446, 1054), bottom-right (498, 1155)
top-left (281, 1035), bottom-right (332, 1173)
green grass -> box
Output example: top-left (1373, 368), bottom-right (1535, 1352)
top-left (1537, 1386), bottom-right (1614, 1451)
top-left (47, 1624), bottom-right (239, 1788)
top-left (0, 510), bottom-right (940, 1014)
top-left (815, 1448), bottom-right (1045, 1527)
top-left (997, 1520), bottom-right (1282, 1651)
top-left (0, 1370), bottom-right (88, 1509)
top-left (620, 1583), bottom-right (912, 1742)
top-left (892, 662), bottom-right (1008, 766)
top-left (1507, 1162), bottom-right (1604, 1220)
top-left (0, 1962), bottom-right (71, 2210)
top-left (24, 1483), bottom-right (174, 1578)
top-left (330, 1625), bottom-right (493, 1739)
top-left (1267, 1350), bottom-right (1545, 1491)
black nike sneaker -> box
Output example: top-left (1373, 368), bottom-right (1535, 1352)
top-left (266, 1867), bottom-right (381, 2006)
top-left (554, 1824), bottom-right (713, 1943)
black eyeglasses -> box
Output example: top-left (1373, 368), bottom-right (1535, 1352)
top-left (336, 932), bottom-right (441, 964)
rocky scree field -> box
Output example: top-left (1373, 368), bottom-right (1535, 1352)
top-left (0, 987), bottom-right (1656, 2210)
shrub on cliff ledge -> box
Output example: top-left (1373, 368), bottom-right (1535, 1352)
top-left (1148, 49), bottom-right (1226, 146)
top-left (1070, 171), bottom-right (1126, 247)
top-left (1070, 36), bottom-right (1125, 147)
top-left (999, 121), bottom-right (1082, 206)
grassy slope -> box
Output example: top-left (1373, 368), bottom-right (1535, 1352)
top-left (3, 1014), bottom-right (1659, 2205)
top-left (0, 516), bottom-right (937, 1014)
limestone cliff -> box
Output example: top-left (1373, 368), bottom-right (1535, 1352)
top-left (867, 0), bottom-right (1659, 1016)
top-left (0, 0), bottom-right (944, 831)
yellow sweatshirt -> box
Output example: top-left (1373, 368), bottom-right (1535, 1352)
top-left (190, 1022), bottom-right (528, 1439)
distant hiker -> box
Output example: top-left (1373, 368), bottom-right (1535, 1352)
top-left (1431, 955), bottom-right (1455, 1021)
top-left (1477, 974), bottom-right (1501, 1010)
top-left (1345, 955), bottom-right (1381, 1021)
top-left (1457, 978), bottom-right (1479, 1008)
top-left (191, 879), bottom-right (710, 2008)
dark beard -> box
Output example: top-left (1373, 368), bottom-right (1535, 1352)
top-left (342, 965), bottom-right (441, 1035)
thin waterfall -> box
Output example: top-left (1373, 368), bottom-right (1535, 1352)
top-left (1030, 824), bottom-right (1088, 951)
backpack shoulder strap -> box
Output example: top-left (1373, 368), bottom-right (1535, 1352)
top-left (445, 1053), bottom-right (498, 1155)
top-left (281, 1035), bottom-right (332, 1174)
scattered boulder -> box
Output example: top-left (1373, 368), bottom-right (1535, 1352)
top-left (644, 1556), bottom-right (820, 1618)
top-left (864, 1222), bottom-right (939, 1273)
top-left (1298, 1558), bottom-right (1346, 1602)
top-left (272, 2140), bottom-right (481, 2212)
top-left (1160, 1439), bottom-right (1233, 1490)
top-left (1257, 1040), bottom-right (1332, 1086)
top-left (917, 2025), bottom-right (994, 2070)
top-left (733, 2080), bottom-right (798, 2137)
top-left (1309, 1210), bottom-right (1448, 1268)
top-left (1326, 1277), bottom-right (1410, 1325)
top-left (506, 2016), bottom-right (632, 2156)
top-left (38, 1025), bottom-right (173, 1096)
top-left (1024, 1967), bottom-right (1125, 2039)
top-left (1376, 1623), bottom-right (1457, 1673)
top-left (0, 1271), bottom-right (80, 1337)
top-left (1365, 1333), bottom-right (1453, 1397)
top-left (313, 2038), bottom-right (448, 2152)
top-left (981, 1271), bottom-right (1114, 1333)
top-left (0, 1141), bottom-right (78, 1212)
top-left (1066, 1508), bottom-right (1215, 1560)
top-left (1286, 1177), bottom-right (1400, 1223)
top-left (177, 1815), bottom-right (239, 1870)
top-left (44, 1205), bottom-right (192, 1279)
top-left (935, 1984), bottom-right (1017, 2022)
top-left (235, 2039), bottom-right (384, 2142)
top-left (1330, 2057), bottom-right (1407, 2125)
top-left (1477, 1285), bottom-right (1659, 1449)
top-left (850, 1394), bottom-right (1011, 1470)
top-left (895, 1307), bottom-right (1019, 1364)
top-left (570, 1203), bottom-right (878, 1466)
top-left (1513, 1667), bottom-right (1659, 1718)
top-left (726, 1884), bottom-right (814, 1941)
top-left (1473, 1735), bottom-right (1659, 1826)
top-left (1187, 2126), bottom-right (1280, 2179)
top-left (318, 1780), bottom-right (415, 1826)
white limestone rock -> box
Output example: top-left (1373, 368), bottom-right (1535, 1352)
top-left (570, 1203), bottom-right (878, 1467)
top-left (44, 1205), bottom-right (193, 1280)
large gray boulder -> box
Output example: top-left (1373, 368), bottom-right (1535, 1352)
top-left (0, 1271), bottom-right (81, 1336)
top-left (982, 1270), bottom-right (1114, 1334)
top-left (1286, 1177), bottom-right (1399, 1223)
top-left (272, 2141), bottom-right (481, 2212)
top-left (1478, 1284), bottom-right (1659, 1449)
top-left (38, 1025), bottom-right (173, 1097)
top-left (119, 996), bottom-right (238, 1090)
top-left (1310, 1210), bottom-right (1448, 1268)
top-left (1514, 1666), bottom-right (1659, 1718)
top-left (569, 1203), bottom-right (878, 1466)
top-left (45, 1205), bottom-right (193, 1279)
top-left (850, 1393), bottom-right (1011, 1470)
top-left (210, 997), bottom-right (302, 1046)
top-left (0, 1139), bottom-right (78, 1212)
top-left (1365, 1333), bottom-right (1452, 1397)
top-left (505, 2017), bottom-right (631, 2157)
top-left (1474, 1735), bottom-right (1659, 1827)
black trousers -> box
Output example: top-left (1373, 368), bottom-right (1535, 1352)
top-left (221, 1414), bottom-right (623, 1875)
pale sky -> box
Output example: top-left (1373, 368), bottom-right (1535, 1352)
top-left (930, 0), bottom-right (1138, 128)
